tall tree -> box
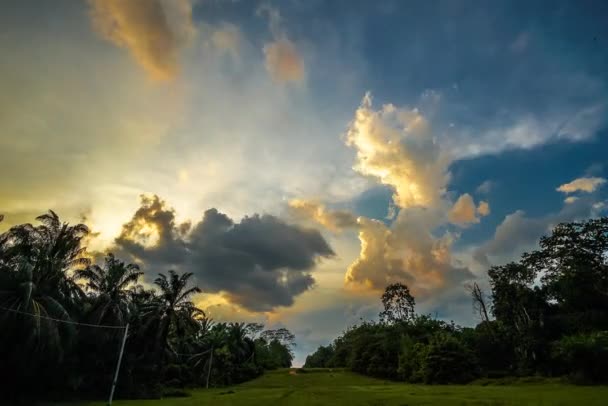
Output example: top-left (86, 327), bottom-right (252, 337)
top-left (0, 212), bottom-right (90, 395)
top-left (523, 218), bottom-right (608, 324)
top-left (144, 270), bottom-right (203, 361)
top-left (466, 282), bottom-right (491, 323)
top-left (379, 282), bottom-right (416, 324)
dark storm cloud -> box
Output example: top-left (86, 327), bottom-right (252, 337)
top-left (113, 196), bottom-right (335, 311)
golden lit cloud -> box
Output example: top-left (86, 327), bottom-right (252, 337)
top-left (339, 92), bottom-right (478, 297)
top-left (89, 0), bottom-right (195, 80)
top-left (477, 200), bottom-right (491, 216)
top-left (557, 176), bottom-right (606, 194)
top-left (345, 93), bottom-right (450, 209)
top-left (345, 211), bottom-right (472, 297)
top-left (288, 199), bottom-right (358, 232)
top-left (448, 194), bottom-right (490, 226)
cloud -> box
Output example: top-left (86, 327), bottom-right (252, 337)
top-left (477, 201), bottom-right (490, 216)
top-left (476, 180), bottom-right (493, 195)
top-left (89, 0), bottom-right (195, 80)
top-left (473, 196), bottom-right (603, 267)
top-left (345, 93), bottom-right (450, 209)
top-left (448, 193), bottom-right (489, 226)
top-left (288, 199), bottom-right (358, 232)
top-left (209, 23), bottom-right (240, 58)
top-left (557, 176), bottom-right (606, 194)
top-left (446, 102), bottom-right (607, 159)
top-left (258, 5), bottom-right (305, 83)
top-left (564, 196), bottom-right (579, 204)
top-left (263, 38), bottom-right (305, 83)
top-left (113, 195), bottom-right (335, 311)
top-left (345, 209), bottom-right (473, 298)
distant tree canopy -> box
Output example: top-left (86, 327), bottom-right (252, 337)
top-left (305, 217), bottom-right (608, 384)
top-left (0, 211), bottom-right (294, 401)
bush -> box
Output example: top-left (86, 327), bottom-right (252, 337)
top-left (552, 331), bottom-right (608, 384)
top-left (420, 333), bottom-right (480, 384)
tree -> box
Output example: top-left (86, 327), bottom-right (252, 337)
top-left (304, 344), bottom-right (335, 368)
top-left (466, 282), bottom-right (490, 323)
top-left (379, 282), bottom-right (415, 324)
top-left (2, 211), bottom-right (286, 401)
top-left (0, 212), bottom-right (90, 396)
top-left (419, 333), bottom-right (479, 384)
top-left (144, 270), bottom-right (203, 362)
top-left (227, 322), bottom-right (255, 362)
top-left (4, 211), bottom-right (90, 308)
top-left (523, 218), bottom-right (608, 330)
top-left (261, 328), bottom-right (296, 348)
top-left (76, 253), bottom-right (143, 326)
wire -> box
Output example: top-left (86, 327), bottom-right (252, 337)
top-left (173, 348), bottom-right (212, 358)
top-left (0, 305), bottom-right (127, 329)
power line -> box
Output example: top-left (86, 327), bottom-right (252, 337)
top-left (0, 305), bottom-right (127, 329)
top-left (173, 348), bottom-right (213, 358)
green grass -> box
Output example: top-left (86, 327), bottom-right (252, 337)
top-left (52, 368), bottom-right (608, 405)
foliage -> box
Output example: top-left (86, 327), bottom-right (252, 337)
top-left (305, 216), bottom-right (608, 385)
top-left (552, 331), bottom-right (608, 383)
top-left (0, 212), bottom-right (294, 401)
top-left (379, 282), bottom-right (415, 324)
top-left (303, 344), bottom-right (335, 368)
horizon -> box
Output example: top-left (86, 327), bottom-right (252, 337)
top-left (2, 0), bottom-right (608, 367)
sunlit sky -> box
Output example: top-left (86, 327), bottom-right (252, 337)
top-left (2, 0), bottom-right (608, 365)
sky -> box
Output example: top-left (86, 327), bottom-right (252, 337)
top-left (1, 0), bottom-right (608, 366)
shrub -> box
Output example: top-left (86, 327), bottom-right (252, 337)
top-left (420, 333), bottom-right (480, 384)
top-left (552, 331), bottom-right (608, 384)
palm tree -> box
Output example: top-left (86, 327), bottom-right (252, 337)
top-left (76, 253), bottom-right (143, 326)
top-left (0, 262), bottom-right (74, 354)
top-left (0, 211), bottom-right (89, 363)
top-left (7, 211), bottom-right (90, 309)
top-left (227, 322), bottom-right (255, 363)
top-left (144, 270), bottom-right (203, 363)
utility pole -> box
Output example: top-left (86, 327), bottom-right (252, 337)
top-left (108, 323), bottom-right (129, 406)
top-left (206, 346), bottom-right (214, 389)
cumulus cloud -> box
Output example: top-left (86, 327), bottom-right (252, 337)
top-left (477, 201), bottom-right (490, 216)
top-left (345, 209), bottom-right (473, 298)
top-left (345, 93), bottom-right (450, 209)
top-left (288, 199), bottom-right (358, 232)
top-left (89, 0), bottom-right (195, 80)
top-left (474, 196), bottom-right (603, 268)
top-left (113, 195), bottom-right (335, 311)
top-left (557, 176), bottom-right (606, 194)
top-left (331, 92), bottom-right (476, 298)
top-left (448, 193), bottom-right (489, 226)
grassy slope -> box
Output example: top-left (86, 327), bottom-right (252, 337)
top-left (55, 369), bottom-right (608, 406)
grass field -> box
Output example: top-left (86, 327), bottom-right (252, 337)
top-left (54, 369), bottom-right (608, 406)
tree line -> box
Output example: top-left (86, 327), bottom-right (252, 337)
top-left (0, 211), bottom-right (295, 401)
top-left (305, 217), bottom-right (608, 384)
